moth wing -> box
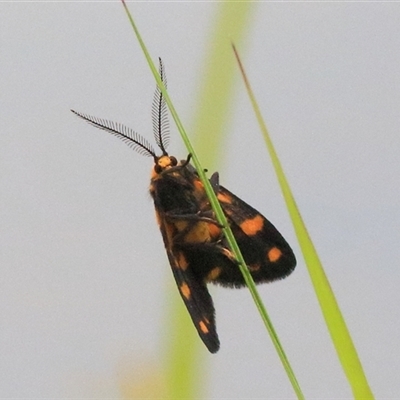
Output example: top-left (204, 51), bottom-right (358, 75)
top-left (166, 246), bottom-right (220, 353)
top-left (157, 210), bottom-right (220, 353)
top-left (215, 184), bottom-right (296, 285)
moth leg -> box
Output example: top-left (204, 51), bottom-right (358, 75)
top-left (164, 210), bottom-right (223, 228)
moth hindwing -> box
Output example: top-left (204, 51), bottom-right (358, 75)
top-left (72, 58), bottom-right (296, 354)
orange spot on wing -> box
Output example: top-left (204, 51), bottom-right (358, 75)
top-left (180, 282), bottom-right (191, 300)
top-left (268, 247), bottom-right (282, 262)
top-left (176, 252), bottom-right (189, 270)
top-left (240, 215), bottom-right (264, 236)
top-left (217, 192), bottom-right (231, 203)
top-left (207, 267), bottom-right (221, 281)
top-left (199, 320), bottom-right (209, 334)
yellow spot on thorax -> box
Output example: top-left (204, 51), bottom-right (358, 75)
top-left (193, 179), bottom-right (204, 191)
top-left (184, 221), bottom-right (211, 243)
top-left (268, 247), bottom-right (282, 262)
top-left (240, 215), bottom-right (264, 236)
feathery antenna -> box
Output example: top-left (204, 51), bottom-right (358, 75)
top-left (152, 58), bottom-right (170, 155)
top-left (71, 110), bottom-right (157, 158)
top-left (71, 58), bottom-right (171, 160)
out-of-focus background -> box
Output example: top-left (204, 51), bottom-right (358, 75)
top-left (1, 2), bottom-right (399, 398)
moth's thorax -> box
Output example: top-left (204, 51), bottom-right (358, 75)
top-left (149, 156), bottom-right (198, 214)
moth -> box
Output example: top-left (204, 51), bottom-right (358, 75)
top-left (71, 59), bottom-right (296, 353)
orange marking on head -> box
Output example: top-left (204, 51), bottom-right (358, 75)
top-left (268, 247), bottom-right (282, 262)
top-left (240, 215), bottom-right (264, 236)
top-left (207, 267), bottom-right (221, 281)
top-left (151, 156), bottom-right (174, 179)
top-left (199, 320), bottom-right (209, 334)
top-left (158, 155), bottom-right (173, 168)
top-left (180, 282), bottom-right (191, 300)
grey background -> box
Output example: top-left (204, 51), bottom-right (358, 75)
top-left (1, 2), bottom-right (399, 398)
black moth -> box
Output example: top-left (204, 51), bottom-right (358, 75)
top-left (72, 59), bottom-right (296, 353)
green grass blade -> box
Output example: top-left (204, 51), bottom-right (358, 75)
top-left (190, 3), bottom-right (254, 169)
top-left (121, 2), bottom-right (303, 398)
top-left (232, 44), bottom-right (374, 399)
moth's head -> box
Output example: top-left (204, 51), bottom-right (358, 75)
top-left (152, 155), bottom-right (178, 176)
